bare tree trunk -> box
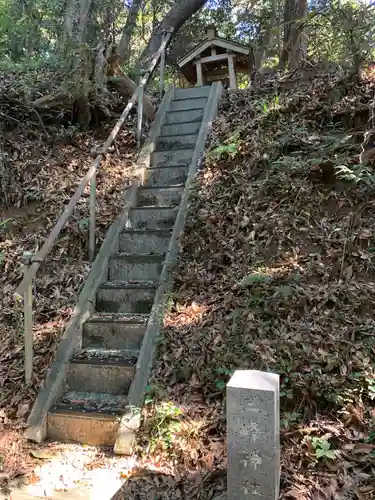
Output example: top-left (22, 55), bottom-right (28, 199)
top-left (280, 0), bottom-right (293, 68)
top-left (280, 0), bottom-right (307, 68)
top-left (291, 0), bottom-right (308, 65)
top-left (62, 0), bottom-right (93, 48)
top-left (343, 6), bottom-right (365, 75)
top-left (118, 0), bottom-right (143, 63)
top-left (59, 0), bottom-right (95, 127)
top-left (62, 0), bottom-right (75, 46)
top-left (79, 0), bottom-right (93, 43)
top-left (256, 0), bottom-right (277, 70)
top-left (136, 0), bottom-right (208, 69)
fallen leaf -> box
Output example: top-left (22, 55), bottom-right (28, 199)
top-left (16, 403), bottom-right (29, 419)
top-left (30, 449), bottom-right (60, 460)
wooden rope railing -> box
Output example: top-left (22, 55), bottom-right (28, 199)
top-left (14, 30), bottom-right (172, 383)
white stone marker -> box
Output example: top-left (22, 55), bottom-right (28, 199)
top-left (227, 370), bottom-right (280, 500)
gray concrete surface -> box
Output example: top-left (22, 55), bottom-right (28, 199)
top-left (108, 253), bottom-right (163, 281)
top-left (118, 229), bottom-right (171, 254)
top-left (227, 370), bottom-right (280, 500)
top-left (114, 82), bottom-right (223, 455)
top-left (137, 186), bottom-right (184, 207)
top-left (82, 314), bottom-right (147, 350)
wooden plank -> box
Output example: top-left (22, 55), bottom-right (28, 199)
top-left (159, 33), bottom-right (166, 98)
top-left (196, 52), bottom-right (229, 65)
top-left (89, 172), bottom-right (96, 261)
top-left (195, 61), bottom-right (203, 86)
top-left (22, 252), bottom-right (33, 384)
top-left (15, 162), bottom-right (99, 298)
top-left (137, 84), bottom-right (144, 149)
top-left (206, 73), bottom-right (227, 82)
top-left (228, 54), bottom-right (237, 89)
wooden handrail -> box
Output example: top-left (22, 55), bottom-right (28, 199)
top-left (15, 31), bottom-right (171, 298)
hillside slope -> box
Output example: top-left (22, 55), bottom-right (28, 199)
top-left (0, 70), bottom-right (137, 488)
top-left (120, 67), bottom-right (375, 499)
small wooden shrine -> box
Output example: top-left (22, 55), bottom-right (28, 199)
top-left (177, 25), bottom-right (250, 89)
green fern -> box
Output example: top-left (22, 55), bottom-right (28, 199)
top-left (208, 128), bottom-right (242, 160)
top-left (335, 164), bottom-right (375, 184)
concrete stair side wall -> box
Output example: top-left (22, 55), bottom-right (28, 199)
top-left (114, 82), bottom-right (223, 454)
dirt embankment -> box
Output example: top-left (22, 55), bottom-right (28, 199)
top-left (0, 70), bottom-right (137, 488)
top-left (122, 66), bottom-right (375, 499)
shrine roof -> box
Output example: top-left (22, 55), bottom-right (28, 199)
top-left (177, 35), bottom-right (249, 68)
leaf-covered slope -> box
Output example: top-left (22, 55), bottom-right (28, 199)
top-left (0, 76), bottom-right (137, 487)
top-left (123, 68), bottom-right (375, 499)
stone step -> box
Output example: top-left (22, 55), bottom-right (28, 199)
top-left (174, 86), bottom-right (211, 100)
top-left (108, 253), bottom-right (164, 281)
top-left (151, 149), bottom-right (194, 167)
top-left (137, 186), bottom-right (184, 207)
top-left (143, 165), bottom-right (188, 187)
top-left (83, 313), bottom-right (148, 350)
top-left (48, 391), bottom-right (127, 446)
top-left (165, 109), bottom-right (204, 124)
top-left (119, 229), bottom-right (171, 254)
top-left (67, 349), bottom-right (137, 395)
top-left (130, 206), bottom-right (178, 230)
top-left (156, 134), bottom-right (198, 151)
top-left (161, 121), bottom-right (201, 137)
top-left (96, 280), bottom-right (157, 314)
top-left (170, 97), bottom-right (208, 111)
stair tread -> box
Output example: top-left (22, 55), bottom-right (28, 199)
top-left (71, 348), bottom-right (138, 365)
top-left (139, 185), bottom-right (185, 190)
top-left (158, 133), bottom-right (198, 139)
top-left (99, 280), bottom-right (158, 289)
top-left (120, 228), bottom-right (172, 234)
top-left (147, 164), bottom-right (189, 170)
top-left (172, 97), bottom-right (208, 102)
top-left (87, 312), bottom-right (150, 323)
top-left (153, 147), bottom-right (195, 153)
top-left (159, 127), bottom-right (201, 139)
top-left (163, 119), bottom-right (203, 125)
top-left (167, 108), bottom-right (205, 113)
top-left (132, 205), bottom-right (177, 209)
top-left (50, 391), bottom-right (127, 416)
top-left (110, 252), bottom-right (165, 260)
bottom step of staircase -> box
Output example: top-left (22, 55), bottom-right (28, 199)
top-left (48, 391), bottom-right (127, 446)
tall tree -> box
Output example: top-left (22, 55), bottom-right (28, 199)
top-left (255, 0), bottom-right (277, 69)
top-left (118, 0), bottom-right (143, 63)
top-left (280, 0), bottom-right (308, 68)
top-left (137, 0), bottom-right (209, 68)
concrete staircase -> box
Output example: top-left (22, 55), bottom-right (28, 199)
top-left (45, 85), bottom-right (216, 447)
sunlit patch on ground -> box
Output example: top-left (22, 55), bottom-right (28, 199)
top-left (6, 442), bottom-right (174, 499)
top-left (20, 444), bottom-right (135, 498)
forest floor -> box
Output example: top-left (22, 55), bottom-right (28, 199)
top-left (118, 65), bottom-right (375, 499)
top-left (2, 65), bottom-right (375, 499)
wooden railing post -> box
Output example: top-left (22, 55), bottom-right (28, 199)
top-left (159, 32), bottom-right (167, 98)
top-left (137, 80), bottom-right (144, 150)
top-left (21, 251), bottom-right (34, 384)
top-left (89, 170), bottom-right (96, 261)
